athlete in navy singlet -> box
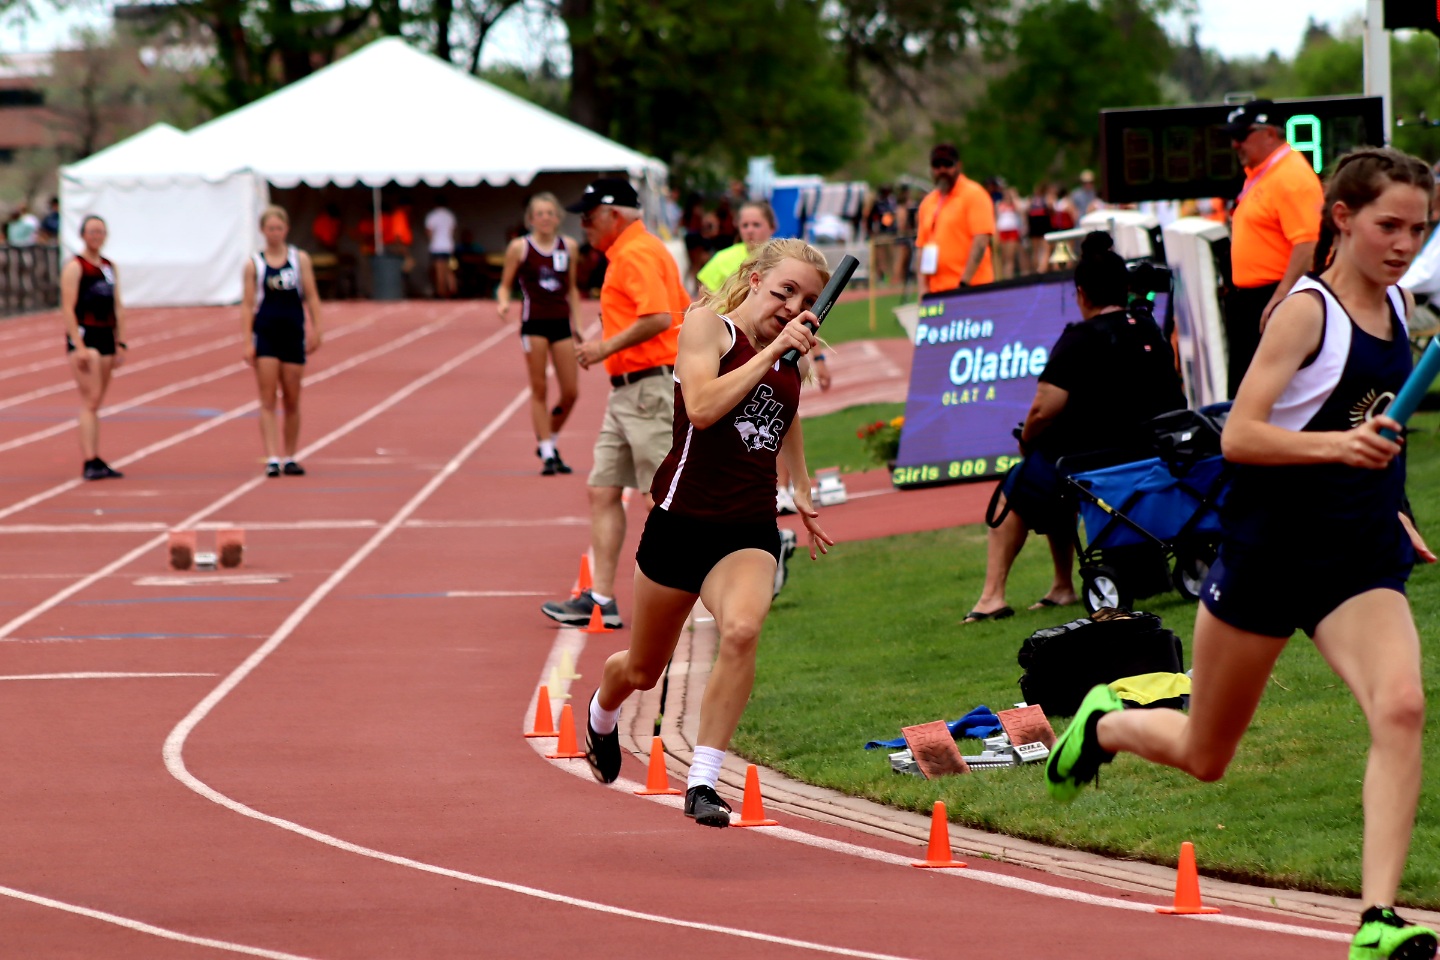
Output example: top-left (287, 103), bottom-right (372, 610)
top-left (1043, 149), bottom-right (1439, 960)
top-left (497, 192), bottom-right (582, 475)
top-left (582, 238), bottom-right (834, 828)
top-left (242, 205), bottom-right (322, 478)
top-left (62, 215), bottom-right (128, 480)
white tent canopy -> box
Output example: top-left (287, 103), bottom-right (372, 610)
top-left (56, 38), bottom-right (667, 306)
top-left (183, 37), bottom-right (665, 189)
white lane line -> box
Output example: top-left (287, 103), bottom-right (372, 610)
top-left (0, 309), bottom-right (457, 524)
top-left (0, 521), bottom-right (379, 534)
top-left (136, 576), bottom-right (288, 587)
top-left (528, 652), bottom-right (1350, 946)
top-left (0, 314), bottom-right (507, 642)
top-left (161, 390), bottom-right (919, 960)
top-left (0, 884), bottom-right (322, 959)
top-left (0, 305), bottom-right (392, 453)
top-left (0, 672), bottom-right (217, 680)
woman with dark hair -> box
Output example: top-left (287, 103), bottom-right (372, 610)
top-left (964, 231), bottom-right (1184, 622)
top-left (1046, 149), bottom-right (1437, 960)
top-left (61, 214), bottom-right (127, 480)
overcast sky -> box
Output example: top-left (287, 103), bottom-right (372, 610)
top-left (0, 0), bottom-right (1374, 64)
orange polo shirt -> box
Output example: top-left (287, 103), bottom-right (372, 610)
top-left (915, 175), bottom-right (995, 292)
top-left (1231, 148), bottom-right (1322, 288)
top-left (599, 220), bottom-right (686, 376)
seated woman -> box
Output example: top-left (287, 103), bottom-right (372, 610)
top-left (965, 232), bottom-right (1185, 623)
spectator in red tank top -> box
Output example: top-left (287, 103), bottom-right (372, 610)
top-left (579, 238), bottom-right (836, 828)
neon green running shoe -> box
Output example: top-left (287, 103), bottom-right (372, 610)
top-left (1350, 907), bottom-right (1437, 960)
top-left (1045, 684), bottom-right (1123, 803)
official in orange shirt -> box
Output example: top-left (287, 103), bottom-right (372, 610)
top-left (541, 178), bottom-right (689, 630)
top-left (915, 143), bottom-right (995, 293)
top-left (1222, 100), bottom-right (1322, 397)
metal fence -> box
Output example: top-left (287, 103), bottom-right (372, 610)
top-left (0, 244), bottom-right (61, 318)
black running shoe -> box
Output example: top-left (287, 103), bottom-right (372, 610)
top-left (552, 450), bottom-right (573, 474)
top-left (541, 456), bottom-right (559, 476)
top-left (97, 459), bottom-right (123, 479)
top-left (282, 460), bottom-right (305, 476)
top-left (82, 459), bottom-right (106, 481)
top-left (684, 785), bottom-right (732, 828)
top-left (584, 694), bottom-right (622, 783)
top-left (266, 462), bottom-right (282, 478)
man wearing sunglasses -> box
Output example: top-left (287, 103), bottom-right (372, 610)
top-left (914, 143), bottom-right (995, 294)
top-left (541, 178), bottom-right (687, 630)
top-left (1221, 99), bottom-right (1322, 398)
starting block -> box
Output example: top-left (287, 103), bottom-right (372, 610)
top-left (168, 527), bottom-right (245, 571)
top-left (813, 467), bottom-right (847, 507)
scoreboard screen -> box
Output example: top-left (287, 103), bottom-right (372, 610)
top-left (1098, 96), bottom-right (1384, 204)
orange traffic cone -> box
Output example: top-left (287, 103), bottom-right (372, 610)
top-left (572, 553), bottom-right (593, 599)
top-left (546, 704), bottom-right (588, 760)
top-left (582, 605), bottom-right (614, 634)
top-left (1156, 842), bottom-right (1220, 914)
top-left (634, 737), bottom-right (683, 796)
top-left (731, 764), bottom-right (778, 827)
top-left (912, 801), bottom-right (968, 868)
top-left (524, 686), bottom-right (558, 738)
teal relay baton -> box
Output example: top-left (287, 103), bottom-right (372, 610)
top-left (1382, 337), bottom-right (1440, 440)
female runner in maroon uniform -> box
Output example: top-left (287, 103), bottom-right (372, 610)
top-left (582, 238), bottom-right (835, 826)
top-left (496, 192), bottom-right (582, 475)
top-left (61, 215), bottom-right (127, 480)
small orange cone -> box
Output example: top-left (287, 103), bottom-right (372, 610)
top-left (572, 553), bottom-right (593, 599)
top-left (731, 764), bottom-right (778, 827)
top-left (581, 604), bottom-right (614, 634)
top-left (912, 801), bottom-right (967, 868)
top-left (524, 686), bottom-right (558, 738)
top-left (634, 737), bottom-right (683, 796)
top-left (546, 704), bottom-right (588, 759)
top-left (1156, 842), bottom-right (1221, 914)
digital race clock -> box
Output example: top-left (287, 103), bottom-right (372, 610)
top-left (1098, 96), bottom-right (1384, 204)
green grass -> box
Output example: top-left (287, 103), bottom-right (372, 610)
top-left (800, 402), bottom-right (905, 474)
top-left (746, 407), bottom-right (1440, 906)
top-left (817, 293), bottom-right (908, 344)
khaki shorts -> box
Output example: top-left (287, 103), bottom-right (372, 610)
top-left (589, 376), bottom-right (675, 491)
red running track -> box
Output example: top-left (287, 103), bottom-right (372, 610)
top-left (0, 303), bottom-right (1357, 958)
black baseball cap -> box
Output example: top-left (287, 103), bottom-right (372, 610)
top-left (1223, 99), bottom-right (1282, 139)
top-left (929, 143), bottom-right (960, 168)
top-left (566, 177), bottom-right (641, 213)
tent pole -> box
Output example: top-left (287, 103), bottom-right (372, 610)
top-left (372, 185), bottom-right (384, 256)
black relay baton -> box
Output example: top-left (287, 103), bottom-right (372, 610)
top-left (780, 254), bottom-right (859, 364)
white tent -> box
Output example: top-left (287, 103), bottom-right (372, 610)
top-left (58, 38), bottom-right (668, 306)
top-left (60, 123), bottom-right (268, 307)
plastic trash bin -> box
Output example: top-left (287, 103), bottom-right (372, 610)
top-left (370, 254), bottom-right (404, 301)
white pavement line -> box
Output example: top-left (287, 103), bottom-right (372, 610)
top-left (0, 305), bottom-right (390, 454)
top-left (0, 309), bottom-right (456, 524)
top-left (136, 576), bottom-right (288, 587)
top-left (0, 315), bottom-right (505, 642)
top-left (0, 672), bottom-right (216, 680)
top-left (161, 391), bottom-right (917, 960)
top-left (0, 884), bottom-right (322, 960)
top-left (528, 648), bottom-right (1351, 947)
top-left (0, 520), bottom-right (380, 534)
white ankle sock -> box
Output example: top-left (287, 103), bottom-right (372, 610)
top-left (538, 439), bottom-right (556, 459)
top-left (687, 745), bottom-right (725, 790)
top-left (589, 695), bottom-right (620, 735)
top-left (589, 590), bottom-right (612, 606)
top-left (268, 457), bottom-right (281, 466)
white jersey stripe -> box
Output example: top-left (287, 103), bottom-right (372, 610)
top-left (659, 425), bottom-right (694, 511)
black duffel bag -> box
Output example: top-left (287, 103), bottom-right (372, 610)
top-left (1017, 609), bottom-right (1184, 717)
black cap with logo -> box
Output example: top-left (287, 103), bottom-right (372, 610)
top-left (1223, 99), bottom-right (1283, 140)
top-left (566, 177), bottom-right (641, 213)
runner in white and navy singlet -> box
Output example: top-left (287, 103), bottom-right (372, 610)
top-left (252, 246), bottom-right (307, 364)
top-left (650, 316), bottom-right (801, 524)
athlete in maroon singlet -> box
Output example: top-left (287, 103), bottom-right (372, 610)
top-left (581, 238), bottom-right (835, 828)
top-left (61, 214), bottom-right (128, 480)
top-left (497, 192), bottom-right (581, 475)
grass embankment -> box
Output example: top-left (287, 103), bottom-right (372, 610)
top-left (745, 408), bottom-right (1440, 906)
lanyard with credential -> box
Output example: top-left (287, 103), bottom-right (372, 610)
top-left (1235, 145), bottom-right (1291, 208)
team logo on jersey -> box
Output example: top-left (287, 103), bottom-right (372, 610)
top-left (267, 266), bottom-right (299, 292)
top-left (734, 383), bottom-right (785, 452)
top-left (538, 266), bottom-right (563, 293)
top-left (1349, 388), bottom-right (1395, 428)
